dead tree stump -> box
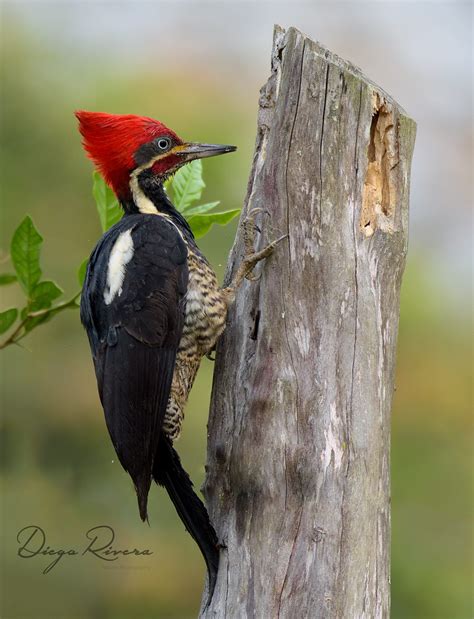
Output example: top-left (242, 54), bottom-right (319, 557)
top-left (201, 25), bottom-right (416, 618)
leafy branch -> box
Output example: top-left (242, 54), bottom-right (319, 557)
top-left (0, 293), bottom-right (81, 350)
top-left (0, 161), bottom-right (240, 349)
top-left (0, 216), bottom-right (77, 349)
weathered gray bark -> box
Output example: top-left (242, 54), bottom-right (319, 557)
top-left (201, 25), bottom-right (416, 619)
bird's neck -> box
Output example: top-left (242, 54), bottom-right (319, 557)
top-left (121, 172), bottom-right (194, 241)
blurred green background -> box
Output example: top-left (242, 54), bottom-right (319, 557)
top-left (0, 3), bottom-right (471, 618)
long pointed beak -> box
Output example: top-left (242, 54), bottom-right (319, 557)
top-left (175, 142), bottom-right (237, 162)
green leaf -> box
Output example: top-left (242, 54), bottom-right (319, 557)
top-left (18, 281), bottom-right (64, 334)
top-left (77, 258), bottom-right (88, 286)
top-left (0, 274), bottom-right (17, 286)
top-left (171, 159), bottom-right (205, 212)
top-left (163, 176), bottom-right (173, 196)
top-left (0, 308), bottom-right (18, 334)
top-left (10, 216), bottom-right (43, 295)
top-left (92, 171), bottom-right (122, 232)
top-left (183, 201), bottom-right (220, 218)
top-left (188, 209), bottom-right (241, 239)
top-left (29, 280), bottom-right (63, 312)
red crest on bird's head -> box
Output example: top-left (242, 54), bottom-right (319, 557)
top-left (75, 111), bottom-right (182, 198)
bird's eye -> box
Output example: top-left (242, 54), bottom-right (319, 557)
top-left (157, 138), bottom-right (171, 151)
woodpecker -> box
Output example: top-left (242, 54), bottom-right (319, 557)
top-left (76, 111), bottom-right (280, 599)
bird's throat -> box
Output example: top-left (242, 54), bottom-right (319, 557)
top-left (122, 172), bottom-right (194, 240)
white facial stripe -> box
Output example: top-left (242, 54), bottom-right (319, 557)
top-left (104, 229), bottom-right (134, 305)
top-left (129, 175), bottom-right (159, 215)
top-left (132, 145), bottom-right (184, 176)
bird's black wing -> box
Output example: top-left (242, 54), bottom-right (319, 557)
top-left (81, 214), bottom-right (188, 519)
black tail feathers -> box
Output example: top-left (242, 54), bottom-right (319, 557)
top-left (134, 472), bottom-right (151, 523)
top-left (152, 433), bottom-right (219, 603)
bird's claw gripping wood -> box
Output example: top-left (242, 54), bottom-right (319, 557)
top-left (243, 207), bottom-right (263, 278)
top-left (233, 237), bottom-right (287, 289)
top-left (222, 207), bottom-right (287, 293)
top-left (228, 229), bottom-right (287, 293)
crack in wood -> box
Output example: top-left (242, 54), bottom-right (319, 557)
top-left (282, 34), bottom-right (305, 444)
top-left (250, 309), bottom-right (261, 341)
top-left (285, 39), bottom-right (306, 271)
top-left (319, 64), bottom-right (330, 227)
top-left (276, 506), bottom-right (304, 617)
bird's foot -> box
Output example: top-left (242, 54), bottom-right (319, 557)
top-left (242, 208), bottom-right (265, 281)
top-left (243, 208), bottom-right (262, 253)
top-left (228, 208), bottom-right (286, 291)
top-left (239, 236), bottom-right (286, 283)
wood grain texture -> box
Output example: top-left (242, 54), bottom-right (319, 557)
top-left (200, 25), bottom-right (416, 618)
